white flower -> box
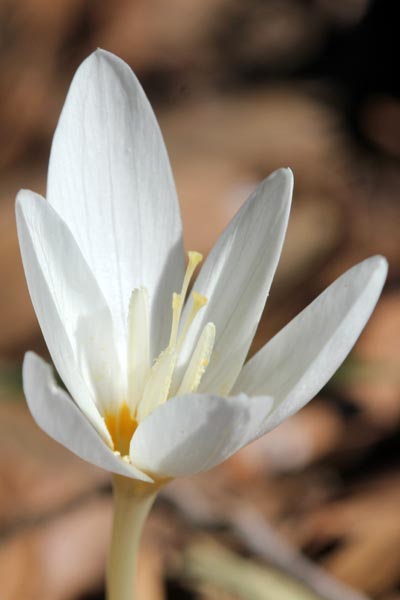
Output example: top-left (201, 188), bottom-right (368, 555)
top-left (16, 50), bottom-right (387, 484)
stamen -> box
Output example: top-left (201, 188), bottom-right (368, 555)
top-left (127, 288), bottom-right (150, 416)
top-left (169, 293), bottom-right (181, 349)
top-left (132, 250), bottom-right (213, 424)
top-left (183, 252), bottom-right (203, 296)
top-left (169, 251), bottom-right (203, 347)
top-left (177, 322), bottom-right (216, 395)
top-left (177, 291), bottom-right (208, 351)
top-left (137, 348), bottom-right (177, 421)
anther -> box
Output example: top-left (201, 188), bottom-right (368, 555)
top-left (177, 292), bottom-right (208, 350)
top-left (169, 251), bottom-right (203, 347)
top-left (178, 322), bottom-right (216, 394)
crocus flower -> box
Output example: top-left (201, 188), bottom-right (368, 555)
top-left (16, 50), bottom-right (387, 486)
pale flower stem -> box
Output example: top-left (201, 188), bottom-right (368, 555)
top-left (107, 475), bottom-right (159, 600)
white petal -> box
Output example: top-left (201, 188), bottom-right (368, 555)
top-left (46, 49), bottom-right (185, 358)
top-left (177, 168), bottom-right (293, 394)
top-left (130, 393), bottom-right (274, 477)
top-left (23, 352), bottom-right (153, 482)
top-left (233, 256), bottom-right (388, 433)
top-left (16, 190), bottom-right (123, 419)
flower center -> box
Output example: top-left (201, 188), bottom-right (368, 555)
top-left (133, 251), bottom-right (216, 422)
top-left (104, 251), bottom-right (215, 456)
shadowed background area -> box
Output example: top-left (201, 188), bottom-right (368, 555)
top-left (0, 1), bottom-right (399, 599)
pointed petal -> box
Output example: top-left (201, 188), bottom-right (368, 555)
top-left (16, 189), bottom-right (123, 419)
top-left (46, 49), bottom-right (185, 357)
top-left (234, 256), bottom-right (388, 432)
top-left (177, 168), bottom-right (293, 395)
top-left (130, 393), bottom-right (274, 477)
top-left (23, 353), bottom-right (153, 482)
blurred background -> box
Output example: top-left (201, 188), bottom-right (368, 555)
top-left (0, 0), bottom-right (399, 598)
